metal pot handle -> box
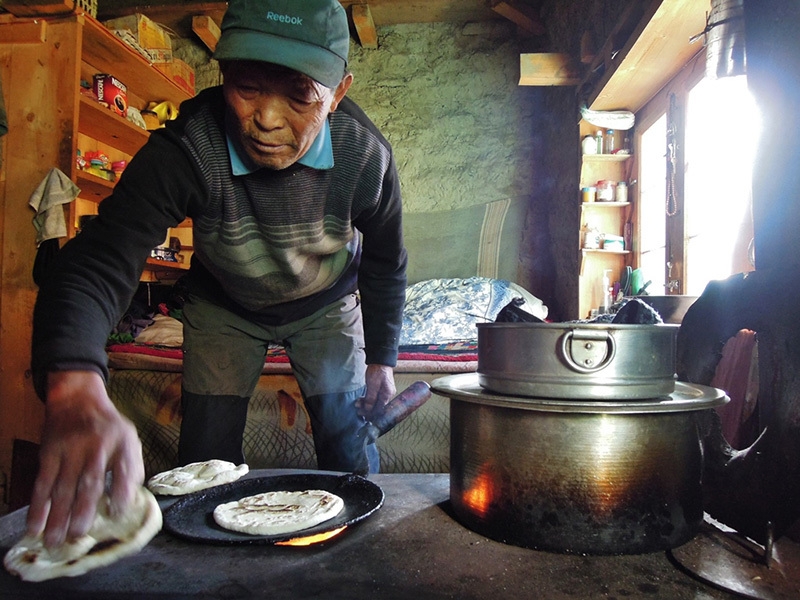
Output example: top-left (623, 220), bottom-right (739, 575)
top-left (559, 329), bottom-right (617, 373)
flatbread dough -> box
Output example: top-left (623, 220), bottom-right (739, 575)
top-left (146, 460), bottom-right (249, 496)
top-left (213, 489), bottom-right (344, 536)
top-left (3, 486), bottom-right (162, 582)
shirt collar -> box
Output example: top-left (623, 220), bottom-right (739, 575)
top-left (227, 119), bottom-right (334, 175)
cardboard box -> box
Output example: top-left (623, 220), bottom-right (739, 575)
top-left (155, 59), bottom-right (195, 96)
top-left (92, 74), bottom-right (128, 117)
top-left (104, 13), bottom-right (172, 63)
top-left (602, 234), bottom-right (625, 252)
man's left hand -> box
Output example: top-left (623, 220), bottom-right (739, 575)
top-left (356, 364), bottom-right (396, 419)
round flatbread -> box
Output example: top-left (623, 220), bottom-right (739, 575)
top-left (146, 460), bottom-right (249, 496)
top-left (213, 489), bottom-right (344, 536)
top-left (3, 486), bottom-right (162, 582)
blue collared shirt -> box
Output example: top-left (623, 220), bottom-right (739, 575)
top-left (227, 118), bottom-right (334, 175)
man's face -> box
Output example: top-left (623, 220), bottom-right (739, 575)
top-left (222, 61), bottom-right (351, 170)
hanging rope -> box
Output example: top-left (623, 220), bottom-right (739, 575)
top-left (666, 93), bottom-right (679, 217)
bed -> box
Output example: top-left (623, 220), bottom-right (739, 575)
top-left (105, 199), bottom-right (545, 477)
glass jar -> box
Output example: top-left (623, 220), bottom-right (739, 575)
top-left (605, 129), bottom-right (616, 154)
top-left (616, 181), bottom-right (628, 203)
top-left (596, 180), bottom-right (616, 202)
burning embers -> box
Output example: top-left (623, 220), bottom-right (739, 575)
top-left (275, 526), bottom-right (348, 546)
top-left (461, 469), bottom-right (497, 519)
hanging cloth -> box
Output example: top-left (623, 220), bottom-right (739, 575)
top-left (28, 167), bottom-right (80, 246)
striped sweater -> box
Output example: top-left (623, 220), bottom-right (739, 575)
top-left (31, 87), bottom-right (407, 397)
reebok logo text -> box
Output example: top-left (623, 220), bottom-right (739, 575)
top-left (266, 11), bottom-right (303, 25)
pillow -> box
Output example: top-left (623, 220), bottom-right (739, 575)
top-left (133, 314), bottom-right (184, 347)
top-left (399, 277), bottom-right (548, 346)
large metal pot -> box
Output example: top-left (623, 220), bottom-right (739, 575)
top-left (477, 322), bottom-right (678, 400)
top-left (432, 374), bottom-right (728, 555)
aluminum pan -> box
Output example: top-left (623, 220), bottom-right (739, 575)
top-left (477, 322), bottom-right (678, 399)
top-left (432, 373), bottom-right (728, 414)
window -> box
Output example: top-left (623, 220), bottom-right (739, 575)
top-left (634, 56), bottom-right (760, 296)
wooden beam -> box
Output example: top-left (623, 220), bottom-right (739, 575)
top-left (351, 4), bottom-right (378, 49)
top-left (191, 14), bottom-right (220, 52)
top-left (97, 1), bottom-right (502, 38)
top-left (582, 0), bottom-right (707, 112)
top-left (491, 1), bottom-right (546, 36)
top-left (0, 18), bottom-right (48, 44)
top-left (2, 0), bottom-right (74, 18)
top-left (519, 53), bottom-right (581, 86)
top-left (580, 31), bottom-right (596, 65)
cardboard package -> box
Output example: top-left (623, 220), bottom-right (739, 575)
top-left (155, 59), bottom-right (196, 96)
top-left (104, 13), bottom-right (172, 63)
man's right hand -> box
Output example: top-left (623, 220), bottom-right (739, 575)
top-left (26, 371), bottom-right (144, 548)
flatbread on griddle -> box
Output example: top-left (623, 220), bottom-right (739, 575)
top-left (3, 486), bottom-right (162, 582)
top-left (146, 460), bottom-right (249, 496)
top-left (213, 489), bottom-right (344, 536)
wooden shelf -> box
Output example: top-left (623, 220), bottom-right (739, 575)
top-left (81, 14), bottom-right (192, 108)
top-left (76, 170), bottom-right (115, 202)
top-left (581, 153), bottom-right (631, 162)
top-left (146, 257), bottom-right (190, 271)
top-left (582, 202), bottom-right (630, 208)
top-left (579, 117), bottom-right (633, 319)
top-left (582, 249), bottom-right (631, 255)
top-left (78, 95), bottom-right (149, 156)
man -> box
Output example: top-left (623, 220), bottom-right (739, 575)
top-left (27, 0), bottom-right (406, 548)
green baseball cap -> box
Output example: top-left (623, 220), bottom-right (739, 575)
top-left (213, 0), bottom-right (350, 88)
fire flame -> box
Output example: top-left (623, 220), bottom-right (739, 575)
top-left (462, 469), bottom-right (495, 517)
top-left (275, 526), bottom-right (347, 546)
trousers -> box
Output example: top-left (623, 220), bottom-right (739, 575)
top-left (177, 292), bottom-right (379, 474)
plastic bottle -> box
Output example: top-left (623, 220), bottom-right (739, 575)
top-left (595, 130), bottom-right (604, 154)
top-left (602, 269), bottom-right (612, 312)
top-left (582, 135), bottom-right (597, 155)
top-left (605, 129), bottom-right (615, 154)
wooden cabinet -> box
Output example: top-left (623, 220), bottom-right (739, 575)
top-left (578, 120), bottom-right (633, 319)
top-left (0, 12), bottom-right (192, 487)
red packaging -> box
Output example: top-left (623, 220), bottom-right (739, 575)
top-left (93, 74), bottom-right (128, 117)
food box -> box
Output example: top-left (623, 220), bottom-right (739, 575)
top-left (92, 74), bottom-right (128, 117)
top-left (155, 59), bottom-right (196, 96)
top-left (104, 13), bottom-right (172, 63)
top-left (602, 234), bottom-right (625, 251)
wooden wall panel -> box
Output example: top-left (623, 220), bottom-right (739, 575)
top-left (0, 17), bottom-right (81, 490)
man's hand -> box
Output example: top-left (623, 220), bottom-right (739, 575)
top-left (26, 371), bottom-right (144, 548)
top-left (356, 364), bottom-right (396, 419)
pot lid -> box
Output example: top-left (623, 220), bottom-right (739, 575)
top-left (431, 373), bottom-right (728, 414)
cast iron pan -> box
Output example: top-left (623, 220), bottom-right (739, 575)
top-left (162, 473), bottom-right (384, 545)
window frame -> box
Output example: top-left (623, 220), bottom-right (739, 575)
top-left (632, 52), bottom-right (706, 294)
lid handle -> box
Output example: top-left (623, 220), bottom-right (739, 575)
top-left (559, 329), bottom-right (617, 373)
